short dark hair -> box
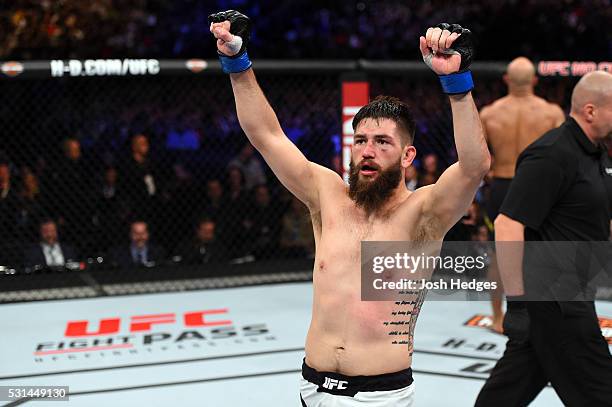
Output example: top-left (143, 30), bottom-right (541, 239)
top-left (62, 137), bottom-right (79, 148)
top-left (352, 95), bottom-right (416, 146)
top-left (196, 217), bottom-right (215, 227)
top-left (130, 133), bottom-right (148, 145)
top-left (39, 217), bottom-right (56, 228)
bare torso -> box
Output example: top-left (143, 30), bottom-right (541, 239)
top-left (305, 176), bottom-right (439, 376)
top-left (482, 95), bottom-right (563, 178)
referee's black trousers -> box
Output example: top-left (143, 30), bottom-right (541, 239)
top-left (475, 301), bottom-right (612, 407)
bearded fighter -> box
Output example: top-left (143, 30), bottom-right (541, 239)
top-left (209, 10), bottom-right (490, 406)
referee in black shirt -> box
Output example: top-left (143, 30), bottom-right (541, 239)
top-left (476, 71), bottom-right (612, 406)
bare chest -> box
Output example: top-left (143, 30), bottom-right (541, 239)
top-left (313, 203), bottom-right (420, 275)
top-left (324, 206), bottom-right (410, 243)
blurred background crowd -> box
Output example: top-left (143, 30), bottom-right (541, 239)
top-left (0, 0), bottom-right (610, 273)
top-left (1, 0), bottom-right (610, 60)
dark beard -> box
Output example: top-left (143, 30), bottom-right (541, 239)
top-left (348, 159), bottom-right (402, 215)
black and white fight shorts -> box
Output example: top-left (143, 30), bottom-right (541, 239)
top-left (300, 359), bottom-right (415, 406)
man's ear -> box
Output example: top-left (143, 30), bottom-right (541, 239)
top-left (583, 104), bottom-right (596, 123)
top-left (402, 146), bottom-right (417, 168)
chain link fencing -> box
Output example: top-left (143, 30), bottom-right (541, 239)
top-left (0, 62), bottom-right (583, 278)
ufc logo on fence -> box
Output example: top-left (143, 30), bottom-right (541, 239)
top-left (322, 377), bottom-right (349, 390)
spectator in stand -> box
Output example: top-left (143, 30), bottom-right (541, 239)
top-left (118, 133), bottom-right (160, 222)
top-left (0, 153), bottom-right (14, 198)
top-left (280, 196), bottom-right (314, 258)
top-left (101, 166), bottom-right (118, 200)
top-left (158, 163), bottom-right (200, 251)
top-left (417, 153), bottom-right (441, 187)
top-left (404, 165), bottom-right (418, 191)
top-left (15, 166), bottom-right (43, 245)
top-left (0, 153), bottom-right (20, 266)
top-left (24, 218), bottom-right (78, 269)
top-left (228, 143), bottom-right (267, 190)
top-left (227, 165), bottom-right (247, 201)
top-left (174, 218), bottom-right (227, 265)
top-left (0, 154), bottom-right (18, 233)
top-left (222, 165), bottom-right (250, 257)
top-left (109, 220), bottom-right (165, 268)
top-left (201, 178), bottom-right (226, 222)
top-left (244, 184), bottom-right (281, 259)
top-left (93, 166), bottom-right (124, 252)
top-left (41, 138), bottom-right (93, 247)
top-left (165, 116), bottom-right (201, 150)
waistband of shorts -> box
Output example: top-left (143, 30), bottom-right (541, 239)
top-left (301, 358), bottom-right (413, 395)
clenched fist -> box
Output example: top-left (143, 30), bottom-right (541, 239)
top-left (419, 23), bottom-right (474, 76)
top-left (208, 10), bottom-right (253, 73)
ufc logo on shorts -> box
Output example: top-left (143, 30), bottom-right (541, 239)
top-left (322, 377), bottom-right (348, 390)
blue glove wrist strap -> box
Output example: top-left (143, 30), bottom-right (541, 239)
top-left (219, 51), bottom-right (252, 74)
top-left (438, 70), bottom-right (473, 95)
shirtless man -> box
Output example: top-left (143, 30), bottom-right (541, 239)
top-left (209, 11), bottom-right (490, 406)
top-left (480, 57), bottom-right (564, 333)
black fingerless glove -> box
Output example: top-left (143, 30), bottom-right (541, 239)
top-left (208, 10), bottom-right (252, 73)
top-left (434, 23), bottom-right (475, 95)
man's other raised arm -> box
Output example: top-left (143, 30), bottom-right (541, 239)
top-left (229, 69), bottom-right (327, 208)
top-left (418, 24), bottom-right (490, 233)
top-left (426, 92), bottom-right (490, 228)
top-left (209, 11), bottom-right (336, 210)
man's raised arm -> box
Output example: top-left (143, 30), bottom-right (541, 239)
top-left (209, 10), bottom-right (335, 209)
top-left (419, 24), bottom-right (491, 233)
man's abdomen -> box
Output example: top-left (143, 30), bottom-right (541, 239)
top-left (305, 291), bottom-right (415, 376)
